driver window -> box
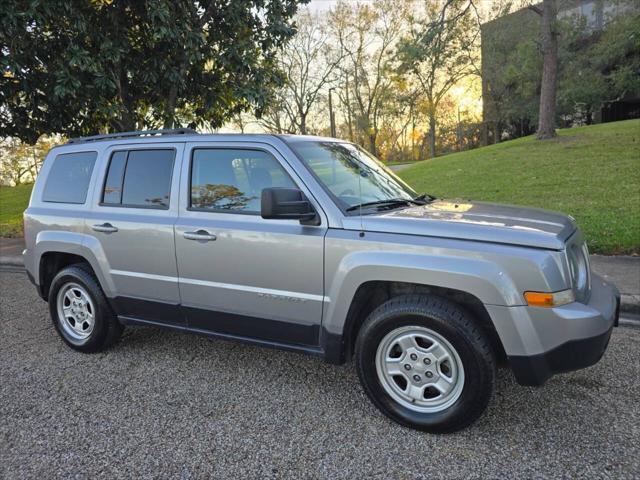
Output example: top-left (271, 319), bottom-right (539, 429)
top-left (190, 148), bottom-right (296, 213)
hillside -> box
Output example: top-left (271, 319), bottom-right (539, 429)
top-left (399, 119), bottom-right (640, 254)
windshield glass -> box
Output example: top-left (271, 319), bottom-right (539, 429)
top-left (289, 141), bottom-right (417, 212)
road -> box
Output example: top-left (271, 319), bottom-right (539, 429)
top-left (1, 269), bottom-right (639, 479)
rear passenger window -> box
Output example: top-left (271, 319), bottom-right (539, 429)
top-left (102, 149), bottom-right (175, 209)
top-left (190, 149), bottom-right (296, 213)
top-left (42, 151), bottom-right (97, 204)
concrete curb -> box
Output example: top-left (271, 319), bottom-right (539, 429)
top-left (0, 256), bottom-right (24, 267)
top-left (621, 294), bottom-right (640, 315)
top-left (1, 254), bottom-right (638, 314)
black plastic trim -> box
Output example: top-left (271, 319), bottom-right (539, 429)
top-left (119, 316), bottom-right (323, 358)
top-left (110, 296), bottom-right (185, 325)
top-left (509, 326), bottom-right (614, 386)
top-left (110, 295), bottom-right (324, 352)
top-left (186, 305), bottom-right (320, 347)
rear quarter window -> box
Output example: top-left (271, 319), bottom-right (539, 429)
top-left (42, 151), bottom-right (97, 204)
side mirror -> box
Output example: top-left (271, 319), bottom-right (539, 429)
top-left (261, 187), bottom-right (319, 226)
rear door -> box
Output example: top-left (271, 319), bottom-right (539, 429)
top-left (86, 143), bottom-right (184, 324)
top-left (174, 142), bottom-right (326, 347)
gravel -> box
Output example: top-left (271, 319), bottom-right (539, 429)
top-left (1, 269), bottom-right (639, 479)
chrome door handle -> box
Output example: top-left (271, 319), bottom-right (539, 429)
top-left (91, 223), bottom-right (118, 233)
top-left (183, 230), bottom-right (217, 242)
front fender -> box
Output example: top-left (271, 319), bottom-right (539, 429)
top-left (323, 250), bottom-right (522, 337)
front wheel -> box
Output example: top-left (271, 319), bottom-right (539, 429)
top-left (355, 295), bottom-right (496, 433)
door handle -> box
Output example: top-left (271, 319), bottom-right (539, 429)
top-left (91, 223), bottom-right (119, 233)
top-left (183, 230), bottom-right (217, 242)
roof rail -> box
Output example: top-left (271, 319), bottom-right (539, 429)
top-left (67, 128), bottom-right (198, 144)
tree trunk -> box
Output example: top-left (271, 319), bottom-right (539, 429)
top-left (117, 111), bottom-right (136, 132)
top-left (428, 114), bottom-right (436, 158)
top-left (299, 114), bottom-right (307, 135)
top-left (536, 0), bottom-right (558, 139)
top-left (368, 132), bottom-right (377, 157)
top-left (164, 84), bottom-right (178, 129)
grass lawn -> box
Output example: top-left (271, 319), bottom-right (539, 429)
top-left (0, 183), bottom-right (32, 237)
top-left (399, 119), bottom-right (640, 255)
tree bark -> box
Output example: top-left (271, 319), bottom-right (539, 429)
top-left (428, 113), bottom-right (436, 158)
top-left (536, 0), bottom-right (558, 139)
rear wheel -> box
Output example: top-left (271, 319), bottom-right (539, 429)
top-left (355, 294), bottom-right (495, 433)
top-left (48, 265), bottom-right (123, 352)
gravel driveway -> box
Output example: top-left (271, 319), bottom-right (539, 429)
top-left (1, 269), bottom-right (639, 479)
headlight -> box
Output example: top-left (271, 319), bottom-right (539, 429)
top-left (524, 289), bottom-right (575, 308)
top-left (567, 241), bottom-right (590, 302)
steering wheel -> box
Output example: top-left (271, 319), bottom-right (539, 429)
top-left (339, 188), bottom-right (355, 197)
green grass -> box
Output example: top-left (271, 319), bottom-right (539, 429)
top-left (399, 119), bottom-right (640, 255)
top-left (0, 183), bottom-right (32, 237)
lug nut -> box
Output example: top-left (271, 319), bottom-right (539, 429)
top-left (404, 364), bottom-right (411, 371)
top-left (426, 371), bottom-right (433, 378)
top-left (410, 353), bottom-right (418, 361)
top-left (423, 358), bottom-right (431, 365)
top-left (413, 375), bottom-right (421, 382)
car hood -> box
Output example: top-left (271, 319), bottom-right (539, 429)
top-left (348, 199), bottom-right (576, 250)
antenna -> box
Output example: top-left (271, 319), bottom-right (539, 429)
top-left (358, 165), bottom-right (364, 237)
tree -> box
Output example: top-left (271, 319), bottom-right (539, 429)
top-left (558, 13), bottom-right (640, 125)
top-left (0, 0), bottom-right (307, 143)
top-left (529, 0), bottom-right (558, 139)
top-left (261, 10), bottom-right (342, 135)
top-left (0, 136), bottom-right (61, 185)
top-left (397, 0), bottom-right (478, 158)
top-left (329, 0), bottom-right (407, 156)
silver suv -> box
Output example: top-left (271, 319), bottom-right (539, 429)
top-left (23, 129), bottom-right (620, 432)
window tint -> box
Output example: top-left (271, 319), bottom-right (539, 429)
top-left (191, 149), bottom-right (295, 213)
top-left (102, 151), bottom-right (127, 204)
top-left (101, 149), bottom-right (175, 209)
top-left (42, 151), bottom-right (97, 204)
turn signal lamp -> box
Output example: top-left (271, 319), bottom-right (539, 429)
top-left (524, 289), bottom-right (575, 308)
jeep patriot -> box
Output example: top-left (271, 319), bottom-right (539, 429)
top-left (23, 129), bottom-right (620, 432)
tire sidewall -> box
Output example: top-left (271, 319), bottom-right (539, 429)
top-left (48, 267), bottom-right (109, 351)
top-left (357, 305), bottom-right (493, 432)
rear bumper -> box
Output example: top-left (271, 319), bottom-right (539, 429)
top-left (487, 274), bottom-right (620, 386)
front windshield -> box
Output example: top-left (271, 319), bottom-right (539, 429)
top-left (289, 141), bottom-right (417, 212)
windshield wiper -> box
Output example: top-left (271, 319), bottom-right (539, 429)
top-left (346, 198), bottom-right (415, 212)
top-left (413, 193), bottom-right (436, 204)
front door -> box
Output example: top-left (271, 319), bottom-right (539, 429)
top-left (174, 142), bottom-right (326, 347)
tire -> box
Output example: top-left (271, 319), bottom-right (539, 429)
top-left (48, 264), bottom-right (124, 352)
top-left (355, 294), bottom-right (495, 433)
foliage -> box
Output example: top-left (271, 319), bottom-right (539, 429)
top-left (327, 0), bottom-right (408, 157)
top-left (0, 136), bottom-right (62, 185)
top-left (482, 3), bottom-right (640, 139)
top-left (399, 119), bottom-right (640, 254)
top-left (0, 0), bottom-right (307, 143)
top-left (260, 10), bottom-right (342, 134)
top-left (396, 0), bottom-right (478, 157)
top-left (559, 13), bottom-right (640, 123)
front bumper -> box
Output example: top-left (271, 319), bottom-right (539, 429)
top-left (486, 274), bottom-right (620, 386)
